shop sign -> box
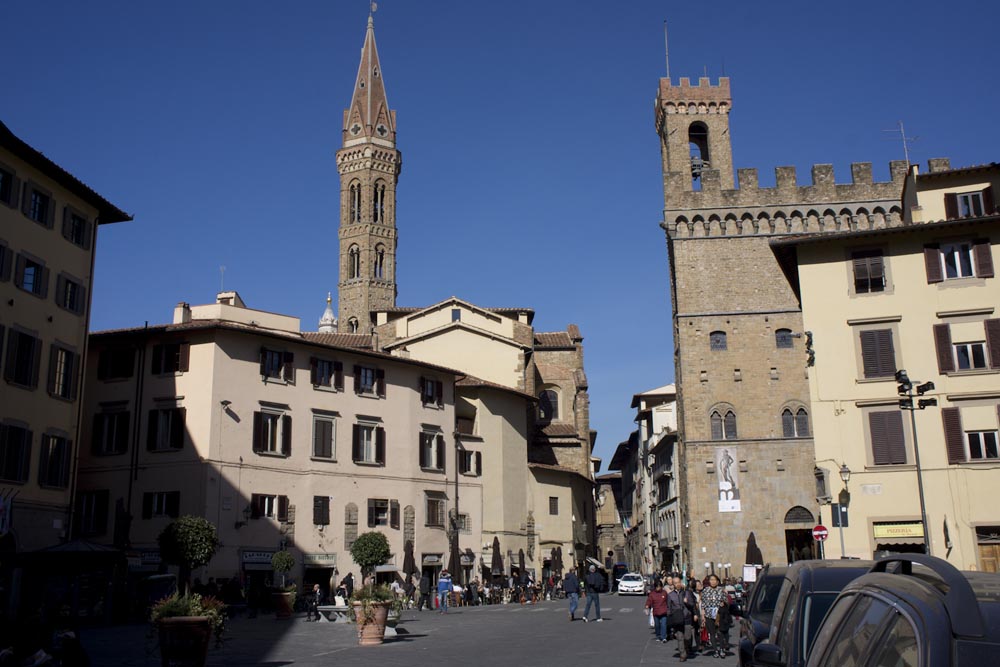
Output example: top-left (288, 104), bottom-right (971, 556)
top-left (422, 554), bottom-right (442, 566)
top-left (242, 550), bottom-right (276, 564)
top-left (303, 553), bottom-right (337, 566)
top-left (873, 523), bottom-right (924, 540)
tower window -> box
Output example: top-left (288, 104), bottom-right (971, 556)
top-left (775, 329), bottom-right (794, 349)
top-left (349, 245), bottom-right (361, 280)
top-left (374, 245), bottom-right (385, 279)
top-left (348, 317), bottom-right (359, 333)
top-left (373, 181), bottom-right (386, 223)
top-left (538, 389), bottom-right (559, 421)
top-left (710, 410), bottom-right (737, 440)
top-left (349, 182), bottom-right (361, 223)
top-left (710, 331), bottom-right (727, 351)
top-left (689, 121), bottom-right (710, 188)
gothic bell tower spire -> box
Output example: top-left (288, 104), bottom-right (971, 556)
top-left (337, 13), bottom-right (400, 333)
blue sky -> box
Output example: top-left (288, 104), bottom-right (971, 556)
top-left (5, 0), bottom-right (998, 467)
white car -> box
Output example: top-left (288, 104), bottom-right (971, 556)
top-left (617, 573), bottom-right (646, 595)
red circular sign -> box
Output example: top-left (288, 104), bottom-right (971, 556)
top-left (812, 525), bottom-right (829, 541)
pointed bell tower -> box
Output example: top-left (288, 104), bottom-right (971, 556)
top-left (337, 14), bottom-right (400, 333)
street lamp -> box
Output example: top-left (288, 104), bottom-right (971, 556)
top-left (837, 464), bottom-right (850, 558)
top-left (896, 369), bottom-right (935, 556)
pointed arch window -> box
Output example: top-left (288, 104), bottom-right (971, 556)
top-left (373, 181), bottom-right (386, 223)
top-left (538, 389), bottom-right (559, 421)
top-left (348, 245), bottom-right (361, 280)
top-left (374, 244), bottom-right (385, 280)
top-left (349, 181), bottom-right (362, 223)
top-left (782, 408), bottom-right (810, 437)
top-left (711, 409), bottom-right (737, 440)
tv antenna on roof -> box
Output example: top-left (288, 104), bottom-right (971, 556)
top-left (663, 21), bottom-right (670, 80)
top-left (883, 121), bottom-right (919, 167)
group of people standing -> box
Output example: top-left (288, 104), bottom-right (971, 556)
top-left (644, 573), bottom-right (734, 661)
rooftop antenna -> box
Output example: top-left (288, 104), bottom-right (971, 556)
top-left (663, 21), bottom-right (670, 81)
top-left (882, 120), bottom-right (919, 167)
top-left (220, 265), bottom-right (226, 292)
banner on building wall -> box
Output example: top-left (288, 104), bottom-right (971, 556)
top-left (715, 447), bottom-right (741, 512)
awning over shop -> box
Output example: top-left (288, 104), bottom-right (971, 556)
top-left (873, 522), bottom-right (925, 542)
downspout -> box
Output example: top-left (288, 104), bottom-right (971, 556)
top-left (126, 323), bottom-right (148, 518)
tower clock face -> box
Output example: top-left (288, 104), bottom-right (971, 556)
top-left (376, 123), bottom-right (388, 137)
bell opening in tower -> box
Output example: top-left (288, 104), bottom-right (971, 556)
top-left (689, 121), bottom-right (710, 190)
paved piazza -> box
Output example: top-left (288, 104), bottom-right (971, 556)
top-left (83, 594), bottom-right (740, 666)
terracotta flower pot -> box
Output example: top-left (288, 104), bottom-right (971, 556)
top-left (157, 616), bottom-right (212, 667)
top-left (272, 591), bottom-right (295, 619)
top-left (352, 601), bottom-right (390, 646)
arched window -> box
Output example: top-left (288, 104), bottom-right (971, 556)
top-left (538, 390), bottom-right (559, 421)
top-left (710, 331), bottom-right (727, 351)
top-left (348, 245), bottom-right (361, 280)
top-left (782, 408), bottom-right (810, 437)
top-left (711, 410), bottom-right (737, 440)
top-left (372, 181), bottom-right (386, 223)
top-left (775, 328), bottom-right (793, 349)
top-left (689, 121), bottom-right (710, 190)
top-left (348, 317), bottom-right (359, 333)
top-left (349, 181), bottom-right (361, 223)
top-left (374, 244), bottom-right (385, 279)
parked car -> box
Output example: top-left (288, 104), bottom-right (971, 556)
top-left (806, 554), bottom-right (1000, 666)
top-left (617, 573), bottom-right (646, 595)
top-left (739, 565), bottom-right (787, 667)
top-left (751, 559), bottom-right (874, 667)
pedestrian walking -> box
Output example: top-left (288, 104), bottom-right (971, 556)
top-left (563, 570), bottom-right (580, 621)
top-left (581, 565), bottom-right (604, 622)
top-left (668, 576), bottom-right (698, 661)
top-left (437, 569), bottom-right (453, 613)
top-left (417, 572), bottom-right (431, 611)
top-left (644, 580), bottom-right (670, 643)
top-left (701, 574), bottom-right (728, 657)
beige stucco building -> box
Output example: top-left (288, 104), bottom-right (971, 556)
top-left (774, 160), bottom-right (999, 569)
top-left (0, 121), bottom-right (129, 554)
top-left (77, 292), bottom-right (481, 592)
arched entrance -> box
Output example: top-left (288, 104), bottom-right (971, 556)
top-left (784, 506), bottom-right (817, 563)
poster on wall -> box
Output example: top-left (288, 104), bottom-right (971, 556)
top-left (715, 447), bottom-right (741, 512)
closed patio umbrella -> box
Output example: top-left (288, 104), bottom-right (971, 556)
top-left (746, 532), bottom-right (764, 565)
top-left (402, 540), bottom-right (417, 579)
top-left (490, 537), bottom-right (503, 580)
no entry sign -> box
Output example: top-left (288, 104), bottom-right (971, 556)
top-left (812, 525), bottom-right (829, 541)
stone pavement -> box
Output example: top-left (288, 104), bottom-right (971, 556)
top-left (81, 594), bottom-right (740, 666)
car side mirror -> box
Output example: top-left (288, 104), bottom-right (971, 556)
top-left (753, 642), bottom-right (784, 667)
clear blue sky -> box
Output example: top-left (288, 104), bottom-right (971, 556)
top-left (6, 1), bottom-right (998, 467)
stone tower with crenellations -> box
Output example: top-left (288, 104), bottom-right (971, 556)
top-left (336, 15), bottom-right (400, 333)
top-left (656, 76), bottom-right (911, 573)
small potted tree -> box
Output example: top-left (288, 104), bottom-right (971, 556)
top-left (270, 550), bottom-right (297, 619)
top-left (154, 516), bottom-right (223, 667)
top-left (349, 532), bottom-right (393, 645)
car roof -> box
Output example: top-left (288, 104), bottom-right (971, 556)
top-left (784, 559), bottom-right (875, 591)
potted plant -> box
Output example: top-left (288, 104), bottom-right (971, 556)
top-left (158, 516), bottom-right (220, 595)
top-left (270, 550), bottom-right (297, 619)
top-left (349, 531), bottom-right (393, 645)
top-left (150, 593), bottom-right (226, 667)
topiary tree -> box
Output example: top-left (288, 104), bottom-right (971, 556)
top-left (158, 515), bottom-right (219, 595)
top-left (350, 531), bottom-right (391, 580)
top-left (271, 550), bottom-right (295, 590)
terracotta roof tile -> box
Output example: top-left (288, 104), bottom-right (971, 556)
top-left (302, 332), bottom-right (372, 349)
top-left (456, 375), bottom-right (535, 400)
top-left (534, 332), bottom-right (573, 348)
top-left (538, 423), bottom-right (579, 437)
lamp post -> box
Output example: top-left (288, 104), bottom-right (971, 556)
top-left (837, 464), bottom-right (850, 558)
top-left (896, 370), bottom-right (935, 556)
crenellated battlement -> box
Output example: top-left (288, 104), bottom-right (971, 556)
top-left (662, 160), bottom-right (924, 239)
top-left (658, 76), bottom-right (731, 105)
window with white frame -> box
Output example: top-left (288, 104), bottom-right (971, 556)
top-left (941, 242), bottom-right (976, 279)
top-left (147, 407), bottom-right (185, 451)
top-left (968, 430), bottom-right (999, 461)
top-left (251, 493), bottom-right (288, 521)
top-left (954, 341), bottom-right (988, 371)
top-left (957, 191), bottom-right (985, 218)
top-left (419, 431), bottom-right (444, 471)
top-left (48, 346), bottom-right (76, 399)
top-left (252, 411), bottom-right (291, 456)
top-left (352, 423), bottom-right (384, 464)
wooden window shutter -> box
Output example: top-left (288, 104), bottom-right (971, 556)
top-left (252, 411), bottom-right (264, 453)
top-left (0, 246), bottom-right (11, 282)
top-left (83, 219), bottom-right (93, 251)
top-left (142, 493), bottom-right (153, 520)
top-left (973, 239), bottom-right (994, 279)
top-left (944, 193), bottom-right (958, 220)
top-left (333, 361), bottom-right (344, 390)
top-left (259, 348), bottom-right (268, 376)
top-left (55, 275), bottom-right (67, 309)
top-left (68, 350), bottom-right (79, 400)
top-left (985, 319), bottom-right (1000, 369)
top-left (942, 407), bottom-right (966, 464)
top-left (868, 253), bottom-right (885, 287)
top-left (419, 376), bottom-right (425, 393)
top-left (46, 344), bottom-right (58, 395)
top-left (61, 207), bottom-right (70, 240)
top-left (852, 254), bottom-right (869, 290)
top-left (983, 186), bottom-right (996, 214)
top-left (376, 369), bottom-right (386, 397)
top-left (435, 380), bottom-right (443, 406)
top-left (281, 415), bottom-right (292, 456)
top-left (367, 499), bottom-right (376, 527)
top-left (7, 175), bottom-right (19, 209)
top-left (419, 433), bottom-right (428, 468)
top-left (934, 324), bottom-right (955, 373)
top-left (390, 499), bottom-right (400, 529)
top-left (352, 424), bottom-right (361, 461)
top-left (924, 244), bottom-right (943, 283)
top-left (282, 352), bottom-right (294, 382)
top-left (166, 491), bottom-right (180, 518)
top-left (353, 365), bottom-right (361, 393)
top-left (146, 410), bottom-right (158, 450)
top-left (475, 451), bottom-right (482, 476)
top-left (151, 345), bottom-right (163, 375)
top-left (250, 494), bottom-right (261, 519)
top-left (312, 496), bottom-right (321, 525)
top-left (375, 426), bottom-right (386, 464)
top-left (876, 329), bottom-right (896, 376)
top-left (38, 267), bottom-right (48, 299)
top-left (436, 434), bottom-right (445, 472)
top-left (92, 414), bottom-right (105, 454)
top-left (177, 343), bottom-right (190, 372)
top-left (277, 495), bottom-right (289, 522)
top-left (309, 357), bottom-right (318, 385)
top-left (13, 254), bottom-right (25, 289)
top-left (117, 412), bottom-right (130, 453)
top-left (28, 335), bottom-right (42, 389)
top-left (75, 284), bottom-right (87, 315)
top-left (885, 411), bottom-right (907, 464)
top-left (869, 412), bottom-right (891, 465)
top-left (171, 409), bottom-right (185, 449)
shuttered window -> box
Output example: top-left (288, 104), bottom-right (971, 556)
top-left (251, 412), bottom-right (291, 456)
top-left (352, 424), bottom-right (384, 464)
top-left (142, 491), bottom-right (180, 519)
top-left (39, 434), bottom-right (72, 488)
top-left (146, 408), bottom-right (185, 451)
top-left (942, 407), bottom-right (966, 464)
top-left (14, 254), bottom-right (48, 298)
top-left (851, 249), bottom-right (886, 293)
top-left (860, 329), bottom-right (896, 378)
top-left (4, 330), bottom-right (42, 389)
top-left (0, 423), bottom-right (32, 482)
top-left (313, 417), bottom-right (335, 459)
top-left (151, 342), bottom-right (190, 374)
top-left (313, 496), bottom-right (330, 526)
top-left (987, 320), bottom-right (1000, 369)
top-left (868, 411), bottom-right (907, 465)
top-left (93, 411), bottom-right (130, 455)
top-left (419, 432), bottom-right (445, 471)
top-left (62, 208), bottom-right (92, 249)
top-left (367, 498), bottom-right (389, 526)
top-left (76, 490), bottom-right (109, 537)
top-left (47, 345), bottom-right (78, 400)
top-left (55, 274), bottom-right (87, 315)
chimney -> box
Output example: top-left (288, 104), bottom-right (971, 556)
top-left (173, 302), bottom-right (192, 324)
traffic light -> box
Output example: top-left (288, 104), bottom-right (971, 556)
top-left (895, 370), bottom-right (912, 396)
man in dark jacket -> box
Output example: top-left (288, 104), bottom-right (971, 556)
top-left (417, 573), bottom-right (431, 611)
top-left (582, 565), bottom-right (604, 622)
top-left (668, 576), bottom-right (698, 661)
top-left (563, 570), bottom-right (580, 621)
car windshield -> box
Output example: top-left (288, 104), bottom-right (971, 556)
top-left (622, 575), bottom-right (641, 582)
top-left (752, 575), bottom-right (784, 626)
top-left (802, 593), bottom-right (838, 658)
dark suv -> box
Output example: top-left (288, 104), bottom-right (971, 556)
top-left (806, 554), bottom-right (1000, 666)
top-left (751, 559), bottom-right (874, 667)
top-left (740, 565), bottom-right (788, 666)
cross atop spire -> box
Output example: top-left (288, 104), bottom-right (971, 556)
top-left (343, 14), bottom-right (395, 146)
